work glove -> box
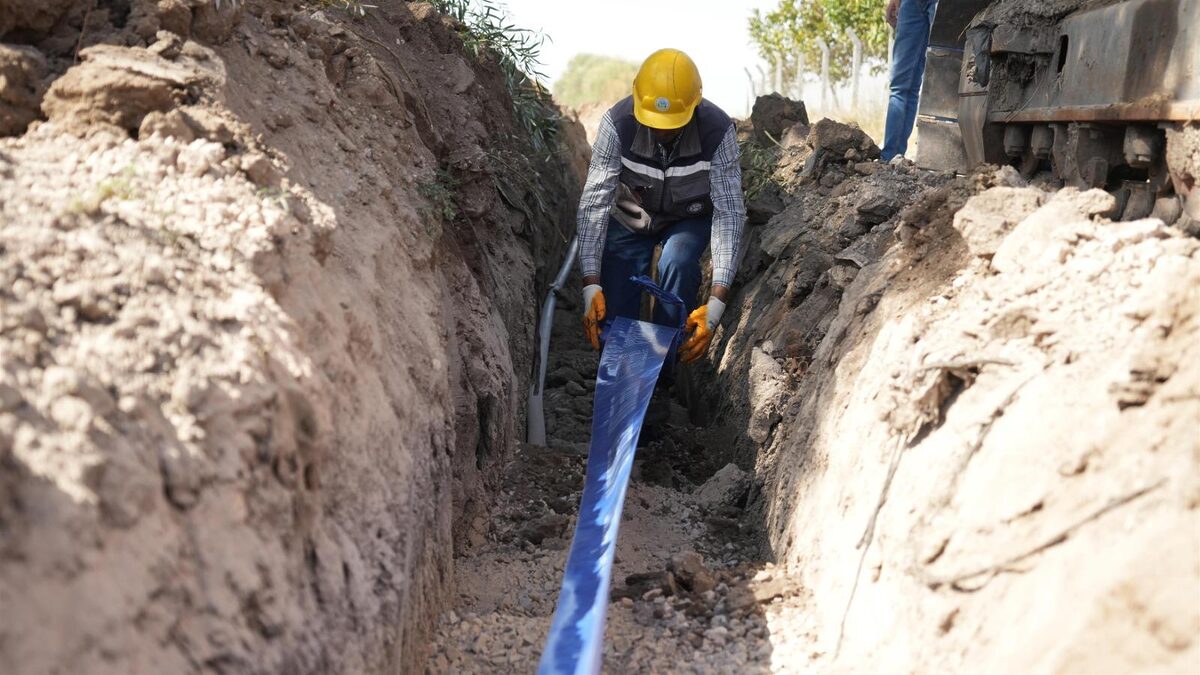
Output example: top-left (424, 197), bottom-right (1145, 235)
top-left (582, 284), bottom-right (606, 351)
top-left (680, 296), bottom-right (726, 363)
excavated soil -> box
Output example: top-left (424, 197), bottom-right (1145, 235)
top-left (707, 116), bottom-right (1200, 671)
top-left (2, 1), bottom-right (1198, 673)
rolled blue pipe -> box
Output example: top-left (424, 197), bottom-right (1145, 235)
top-left (538, 277), bottom-right (685, 675)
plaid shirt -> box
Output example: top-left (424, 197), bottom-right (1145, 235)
top-left (577, 111), bottom-right (746, 288)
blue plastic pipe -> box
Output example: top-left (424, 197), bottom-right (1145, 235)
top-left (538, 277), bottom-right (684, 675)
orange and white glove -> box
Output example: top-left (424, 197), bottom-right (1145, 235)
top-left (680, 297), bottom-right (726, 363)
top-left (582, 284), bottom-right (606, 351)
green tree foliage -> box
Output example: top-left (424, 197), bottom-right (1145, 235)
top-left (748, 0), bottom-right (889, 85)
top-left (552, 54), bottom-right (639, 108)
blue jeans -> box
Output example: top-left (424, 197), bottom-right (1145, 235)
top-left (600, 215), bottom-right (710, 379)
top-left (883, 0), bottom-right (938, 161)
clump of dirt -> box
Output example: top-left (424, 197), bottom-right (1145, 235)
top-left (0, 0), bottom-right (77, 37)
top-left (0, 1), bottom-right (581, 674)
top-left (42, 40), bottom-right (224, 133)
top-left (0, 44), bottom-right (47, 134)
top-left (749, 92), bottom-right (808, 146)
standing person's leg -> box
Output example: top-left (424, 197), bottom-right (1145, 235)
top-left (654, 216), bottom-right (711, 328)
top-left (599, 216), bottom-right (656, 339)
top-left (899, 0), bottom-right (939, 153)
top-left (882, 0), bottom-right (936, 160)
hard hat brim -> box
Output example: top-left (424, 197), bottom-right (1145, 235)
top-left (633, 103), bottom-right (696, 130)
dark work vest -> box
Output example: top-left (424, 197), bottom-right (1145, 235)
top-left (607, 96), bottom-right (732, 235)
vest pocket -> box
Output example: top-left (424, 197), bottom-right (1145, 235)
top-left (667, 172), bottom-right (712, 218)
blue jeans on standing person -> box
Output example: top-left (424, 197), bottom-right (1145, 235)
top-left (599, 215), bottom-right (710, 382)
top-left (882, 0), bottom-right (938, 161)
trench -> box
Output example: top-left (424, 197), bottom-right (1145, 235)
top-left (426, 266), bottom-right (782, 673)
top-left (423, 108), bottom-right (1200, 672)
top-left (3, 2), bottom-right (1198, 674)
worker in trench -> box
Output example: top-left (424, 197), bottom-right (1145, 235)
top-left (576, 48), bottom-right (746, 421)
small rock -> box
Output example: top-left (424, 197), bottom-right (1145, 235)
top-left (147, 31), bottom-right (183, 59)
top-left (695, 463), bottom-right (749, 511)
top-left (259, 40), bottom-right (291, 69)
top-left (703, 626), bottom-right (729, 646)
top-left (141, 109), bottom-right (194, 141)
top-left (746, 183), bottom-right (785, 225)
top-left (241, 152), bottom-right (282, 186)
top-left (518, 513), bottom-right (568, 545)
top-left (161, 445), bottom-right (203, 509)
top-left (856, 189), bottom-right (901, 226)
top-left (541, 536), bottom-right (568, 551)
top-left (725, 586), bottom-right (758, 614)
top-left (670, 551), bottom-right (717, 594)
top-left (0, 383), bottom-right (24, 412)
top-left (18, 306), bottom-right (47, 333)
top-left (0, 44), bottom-right (49, 136)
top-left (546, 366), bottom-right (576, 387)
top-left (49, 396), bottom-right (93, 431)
top-left (42, 366), bottom-right (81, 398)
top-left (564, 380), bottom-right (586, 397)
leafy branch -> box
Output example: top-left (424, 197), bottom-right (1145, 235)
top-left (430, 0), bottom-right (561, 153)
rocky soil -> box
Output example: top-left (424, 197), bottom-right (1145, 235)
top-left (707, 106), bottom-right (1200, 671)
top-left (426, 285), bottom-right (789, 673)
top-left (0, 1), bottom-right (581, 673)
top-left (2, 0), bottom-right (1197, 673)
top-left (428, 95), bottom-right (1198, 673)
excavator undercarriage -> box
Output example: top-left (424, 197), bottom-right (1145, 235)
top-left (917, 0), bottom-right (1199, 226)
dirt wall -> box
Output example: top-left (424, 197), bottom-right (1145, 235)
top-left (704, 115), bottom-right (1200, 672)
top-left (0, 1), bottom-right (581, 673)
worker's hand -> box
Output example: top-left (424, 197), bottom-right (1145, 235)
top-left (886, 0), bottom-right (900, 28)
top-left (680, 297), bottom-right (726, 363)
top-left (582, 284), bottom-right (606, 351)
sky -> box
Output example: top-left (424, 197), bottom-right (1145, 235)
top-left (497, 0), bottom-right (781, 118)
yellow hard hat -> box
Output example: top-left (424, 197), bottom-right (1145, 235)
top-left (632, 48), bottom-right (703, 129)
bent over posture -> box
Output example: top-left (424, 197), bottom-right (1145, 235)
top-left (576, 48), bottom-right (746, 366)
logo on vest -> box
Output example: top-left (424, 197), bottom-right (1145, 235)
top-left (687, 202), bottom-right (703, 214)
top-left (654, 97), bottom-right (670, 112)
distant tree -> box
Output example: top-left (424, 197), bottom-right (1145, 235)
top-left (748, 0), bottom-right (889, 86)
top-left (553, 54), bottom-right (639, 108)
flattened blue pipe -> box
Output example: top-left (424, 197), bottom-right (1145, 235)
top-left (537, 316), bottom-right (680, 675)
